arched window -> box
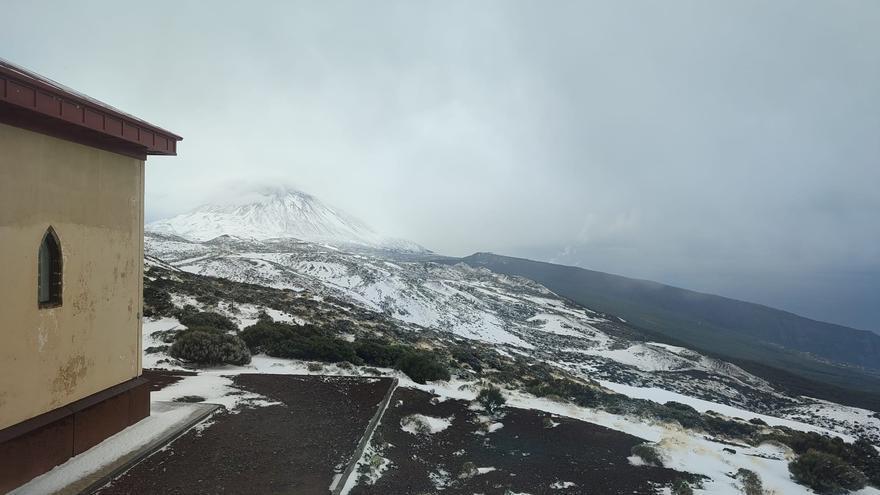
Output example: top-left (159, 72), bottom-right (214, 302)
top-left (38, 227), bottom-right (62, 308)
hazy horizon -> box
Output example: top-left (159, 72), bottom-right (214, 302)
top-left (4, 0), bottom-right (878, 333)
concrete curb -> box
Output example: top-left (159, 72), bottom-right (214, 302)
top-left (73, 402), bottom-right (220, 495)
top-left (330, 378), bottom-right (399, 495)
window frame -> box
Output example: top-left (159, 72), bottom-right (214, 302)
top-left (37, 226), bottom-right (63, 309)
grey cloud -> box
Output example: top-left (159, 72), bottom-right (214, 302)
top-left (4, 0), bottom-right (878, 330)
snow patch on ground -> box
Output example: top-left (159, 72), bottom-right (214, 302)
top-left (528, 313), bottom-right (583, 337)
top-left (401, 414), bottom-right (453, 435)
top-left (600, 380), bottom-right (840, 438)
top-left (10, 403), bottom-right (207, 495)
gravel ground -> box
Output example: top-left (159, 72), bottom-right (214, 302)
top-left (142, 368), bottom-right (196, 392)
top-left (98, 374), bottom-right (394, 495)
top-left (350, 387), bottom-right (699, 495)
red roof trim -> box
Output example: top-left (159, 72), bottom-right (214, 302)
top-left (0, 59), bottom-right (181, 157)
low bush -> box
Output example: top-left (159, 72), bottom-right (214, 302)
top-left (173, 395), bottom-right (205, 403)
top-left (477, 385), bottom-right (506, 415)
top-left (169, 330), bottom-right (251, 366)
top-left (849, 437), bottom-right (880, 487)
top-left (700, 415), bottom-right (757, 439)
top-left (396, 350), bottom-right (450, 384)
top-left (764, 430), bottom-right (880, 492)
top-left (736, 468), bottom-right (764, 495)
top-left (152, 329), bottom-right (182, 344)
top-left (780, 430), bottom-right (849, 458)
top-left (195, 293), bottom-right (220, 307)
top-left (354, 338), bottom-right (448, 383)
top-left (400, 415), bottom-right (431, 435)
top-left (256, 309), bottom-right (273, 323)
top-left (240, 322), bottom-right (449, 384)
top-left (241, 321), bottom-right (360, 363)
top-left (354, 339), bottom-right (407, 367)
top-left (143, 286), bottom-right (174, 317)
top-left (672, 479), bottom-right (694, 495)
top-left (631, 443), bottom-right (664, 467)
top-left (179, 311), bottom-right (238, 332)
top-left (524, 377), bottom-right (600, 408)
top-left (789, 449), bottom-right (867, 494)
top-left (306, 362), bottom-right (324, 372)
top-left (658, 401), bottom-right (703, 429)
top-left (458, 461), bottom-right (478, 479)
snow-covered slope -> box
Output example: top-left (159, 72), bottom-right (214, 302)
top-left (144, 231), bottom-right (880, 445)
top-left (147, 187), bottom-right (425, 252)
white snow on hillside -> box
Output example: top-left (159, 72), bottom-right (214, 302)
top-left (144, 231), bottom-right (880, 446)
top-left (139, 315), bottom-right (879, 495)
top-left (146, 187), bottom-right (425, 252)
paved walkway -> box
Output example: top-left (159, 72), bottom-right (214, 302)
top-left (11, 402), bottom-right (218, 495)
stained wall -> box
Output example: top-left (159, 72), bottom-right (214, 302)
top-left (0, 122), bottom-right (144, 430)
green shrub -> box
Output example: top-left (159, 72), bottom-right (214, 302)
top-left (701, 415), bottom-right (757, 439)
top-left (524, 377), bottom-right (599, 408)
top-left (631, 443), bottom-right (664, 467)
top-left (152, 328), bottom-right (182, 344)
top-left (256, 309), bottom-right (273, 323)
top-left (400, 415), bottom-right (432, 435)
top-left (848, 437), bottom-right (880, 487)
top-left (458, 461), bottom-right (478, 479)
top-left (356, 340), bottom-right (449, 383)
top-left (143, 286), bottom-right (174, 317)
top-left (477, 385), bottom-right (506, 415)
top-left (240, 322), bottom-right (449, 383)
top-left (450, 346), bottom-right (484, 372)
top-left (241, 321), bottom-right (360, 363)
top-left (736, 468), bottom-right (764, 495)
top-left (789, 449), bottom-right (867, 494)
top-left (306, 362), bottom-right (324, 372)
top-left (672, 479), bottom-right (694, 495)
top-left (355, 340), bottom-right (407, 367)
top-left (240, 321), bottom-right (297, 353)
top-left (784, 431), bottom-right (849, 458)
top-left (173, 395), bottom-right (205, 403)
top-left (179, 311), bottom-right (238, 332)
top-left (658, 401), bottom-right (703, 429)
top-left (169, 330), bottom-right (251, 366)
top-left (396, 350), bottom-right (450, 384)
top-left (195, 293), bottom-right (220, 306)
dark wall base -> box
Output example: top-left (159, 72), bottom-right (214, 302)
top-left (0, 377), bottom-right (150, 493)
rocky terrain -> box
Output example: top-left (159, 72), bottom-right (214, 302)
top-left (144, 231), bottom-right (880, 445)
top-left (136, 189), bottom-right (880, 494)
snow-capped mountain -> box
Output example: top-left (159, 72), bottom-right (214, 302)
top-left (146, 187), bottom-right (426, 252)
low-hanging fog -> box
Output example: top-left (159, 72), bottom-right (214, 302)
top-left (4, 1), bottom-right (878, 331)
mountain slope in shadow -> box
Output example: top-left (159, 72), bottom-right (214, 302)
top-left (453, 252), bottom-right (880, 409)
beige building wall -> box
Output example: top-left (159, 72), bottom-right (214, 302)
top-left (0, 123), bottom-right (144, 431)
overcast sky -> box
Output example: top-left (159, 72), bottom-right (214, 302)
top-left (4, 1), bottom-right (879, 331)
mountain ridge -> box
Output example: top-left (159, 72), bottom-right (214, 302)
top-left (452, 252), bottom-right (880, 399)
top-left (147, 187), bottom-right (426, 253)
